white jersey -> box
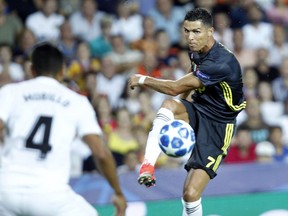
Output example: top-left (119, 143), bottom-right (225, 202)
top-left (0, 77), bottom-right (102, 187)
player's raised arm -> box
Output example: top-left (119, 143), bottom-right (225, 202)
top-left (83, 134), bottom-right (127, 216)
top-left (128, 72), bottom-right (203, 96)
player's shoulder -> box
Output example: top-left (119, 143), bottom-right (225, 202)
top-left (209, 42), bottom-right (239, 68)
top-left (212, 42), bottom-right (235, 60)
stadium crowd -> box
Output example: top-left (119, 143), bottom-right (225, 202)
top-left (0, 0), bottom-right (288, 177)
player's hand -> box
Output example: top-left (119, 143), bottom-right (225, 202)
top-left (112, 193), bottom-right (127, 216)
top-left (128, 74), bottom-right (145, 90)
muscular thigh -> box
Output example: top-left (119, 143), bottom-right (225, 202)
top-left (161, 99), bottom-right (189, 122)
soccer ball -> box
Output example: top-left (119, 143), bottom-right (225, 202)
top-left (159, 120), bottom-right (195, 157)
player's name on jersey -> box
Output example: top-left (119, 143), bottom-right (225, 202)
top-left (23, 93), bottom-right (70, 107)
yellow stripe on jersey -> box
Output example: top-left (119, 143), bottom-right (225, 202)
top-left (220, 81), bottom-right (246, 111)
top-left (212, 123), bottom-right (234, 172)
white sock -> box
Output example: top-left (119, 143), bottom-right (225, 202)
top-left (144, 108), bottom-right (174, 165)
top-left (182, 198), bottom-right (202, 216)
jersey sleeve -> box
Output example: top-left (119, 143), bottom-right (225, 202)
top-left (77, 96), bottom-right (103, 137)
top-left (195, 60), bottom-right (230, 86)
top-left (0, 85), bottom-right (14, 123)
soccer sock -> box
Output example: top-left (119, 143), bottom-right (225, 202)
top-left (182, 198), bottom-right (202, 216)
top-left (144, 108), bottom-right (174, 166)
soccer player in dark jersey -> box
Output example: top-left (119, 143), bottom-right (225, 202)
top-left (128, 8), bottom-right (246, 216)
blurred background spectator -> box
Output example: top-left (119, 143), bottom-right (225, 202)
top-left (0, 0), bottom-right (23, 46)
top-left (25, 0), bottom-right (64, 41)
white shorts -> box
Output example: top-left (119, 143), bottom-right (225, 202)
top-left (0, 185), bottom-right (98, 216)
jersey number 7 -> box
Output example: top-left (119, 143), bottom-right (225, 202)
top-left (25, 116), bottom-right (53, 159)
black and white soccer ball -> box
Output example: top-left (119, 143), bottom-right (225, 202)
top-left (159, 120), bottom-right (195, 158)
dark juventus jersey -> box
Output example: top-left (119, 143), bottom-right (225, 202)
top-left (189, 41), bottom-right (246, 122)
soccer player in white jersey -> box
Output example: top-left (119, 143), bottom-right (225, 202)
top-left (0, 42), bottom-right (127, 216)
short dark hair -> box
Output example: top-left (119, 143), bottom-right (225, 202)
top-left (31, 42), bottom-right (64, 76)
top-left (184, 8), bottom-right (213, 27)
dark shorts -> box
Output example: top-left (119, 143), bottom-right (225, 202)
top-left (181, 99), bottom-right (236, 179)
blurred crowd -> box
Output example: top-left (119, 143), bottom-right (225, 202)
top-left (0, 0), bottom-right (288, 177)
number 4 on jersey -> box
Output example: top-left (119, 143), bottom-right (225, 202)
top-left (26, 116), bottom-right (52, 159)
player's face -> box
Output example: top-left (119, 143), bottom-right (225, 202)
top-left (183, 20), bottom-right (213, 52)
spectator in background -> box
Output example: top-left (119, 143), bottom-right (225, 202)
top-left (0, 69), bottom-right (11, 87)
top-left (82, 71), bottom-right (98, 101)
top-left (118, 81), bottom-right (143, 115)
top-left (256, 141), bottom-right (276, 163)
top-left (96, 55), bottom-right (127, 110)
top-left (269, 24), bottom-right (288, 67)
top-left (279, 99), bottom-right (288, 146)
top-left (94, 94), bottom-right (117, 137)
top-left (66, 41), bottom-right (100, 93)
top-left (194, 0), bottom-right (216, 12)
top-left (254, 47), bottom-right (279, 82)
top-left (136, 51), bottom-right (162, 78)
top-left (111, 0), bottom-right (143, 44)
top-left (96, 0), bottom-right (118, 15)
top-left (225, 126), bottom-right (256, 164)
top-left (117, 150), bottom-right (141, 174)
top-left (258, 81), bottom-right (284, 126)
top-left (89, 15), bottom-right (113, 59)
top-left (213, 11), bottom-right (233, 50)
top-left (229, 0), bottom-right (250, 29)
top-left (265, 0), bottom-right (288, 26)
top-left (173, 49), bottom-right (190, 80)
top-left (131, 16), bottom-right (158, 55)
top-left (6, 0), bottom-right (42, 23)
top-left (26, 0), bottom-right (64, 41)
top-left (0, 0), bottom-right (23, 47)
top-left (57, 20), bottom-right (81, 66)
top-left (0, 43), bottom-right (25, 83)
top-left (155, 29), bottom-right (178, 69)
top-left (106, 34), bottom-right (143, 74)
top-left (148, 0), bottom-right (185, 44)
top-left (238, 97), bottom-right (270, 144)
top-left (242, 67), bottom-right (259, 99)
top-left (108, 108), bottom-right (140, 166)
top-left (138, 90), bottom-right (157, 128)
top-left (174, 0), bottom-right (194, 12)
top-left (171, 22), bottom-right (189, 52)
top-left (231, 28), bottom-right (257, 69)
top-left (59, 0), bottom-right (81, 17)
top-left (13, 28), bottom-right (37, 65)
top-left (69, 0), bottom-right (105, 42)
top-left (272, 57), bottom-right (288, 102)
top-left (242, 2), bottom-right (274, 50)
top-left (269, 125), bottom-right (288, 163)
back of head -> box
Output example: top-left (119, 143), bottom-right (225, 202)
top-left (184, 8), bottom-right (213, 27)
top-left (31, 42), bottom-right (64, 77)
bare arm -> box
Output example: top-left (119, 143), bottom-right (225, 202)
top-left (129, 72), bottom-right (204, 96)
top-left (83, 134), bottom-right (127, 216)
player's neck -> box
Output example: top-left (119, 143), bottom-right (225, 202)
top-left (199, 38), bottom-right (216, 54)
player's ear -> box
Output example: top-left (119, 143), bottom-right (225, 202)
top-left (208, 27), bottom-right (214, 37)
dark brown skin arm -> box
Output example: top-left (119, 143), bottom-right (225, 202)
top-left (83, 134), bottom-right (127, 216)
